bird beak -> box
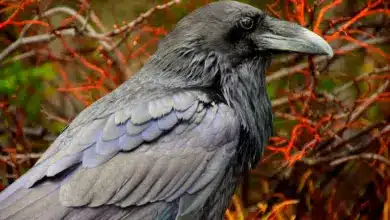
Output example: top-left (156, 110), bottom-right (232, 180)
top-left (255, 16), bottom-right (333, 57)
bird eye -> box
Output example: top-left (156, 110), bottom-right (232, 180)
top-left (239, 17), bottom-right (254, 30)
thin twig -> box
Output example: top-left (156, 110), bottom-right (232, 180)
top-left (330, 153), bottom-right (390, 166)
top-left (0, 153), bottom-right (43, 162)
top-left (102, 0), bottom-right (180, 38)
top-left (304, 123), bottom-right (390, 164)
top-left (349, 80), bottom-right (390, 122)
top-left (41, 109), bottom-right (70, 124)
top-left (271, 91), bottom-right (311, 108)
top-left (333, 65), bottom-right (390, 95)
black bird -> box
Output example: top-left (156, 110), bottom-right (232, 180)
top-left (0, 1), bottom-right (332, 219)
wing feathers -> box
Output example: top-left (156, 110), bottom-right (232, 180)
top-left (187, 140), bottom-right (237, 194)
top-left (173, 92), bottom-right (197, 111)
top-left (82, 146), bottom-right (116, 168)
top-left (77, 118), bottom-right (107, 147)
top-left (164, 152), bottom-right (207, 202)
top-left (118, 134), bottom-right (143, 151)
top-left (131, 103), bottom-right (152, 125)
top-left (95, 138), bottom-right (120, 155)
top-left (42, 91), bottom-right (204, 178)
top-left (47, 154), bottom-right (81, 177)
top-left (126, 120), bottom-right (151, 136)
top-left (141, 122), bottom-right (164, 141)
top-left (176, 100), bottom-right (198, 120)
top-left (61, 101), bottom-right (238, 209)
top-left (101, 114), bottom-right (126, 141)
top-left (157, 111), bottom-right (179, 130)
top-left (1, 90), bottom-right (240, 220)
top-left (124, 156), bottom-right (166, 206)
top-left (148, 96), bottom-right (173, 118)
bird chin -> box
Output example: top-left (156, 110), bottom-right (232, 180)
top-left (257, 48), bottom-right (332, 57)
top-left (253, 50), bottom-right (274, 59)
top-left (257, 49), bottom-right (293, 57)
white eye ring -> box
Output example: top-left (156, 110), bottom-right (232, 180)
top-left (239, 17), bottom-right (254, 30)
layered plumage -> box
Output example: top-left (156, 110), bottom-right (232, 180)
top-left (0, 1), bottom-right (332, 219)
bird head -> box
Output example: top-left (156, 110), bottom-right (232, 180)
top-left (152, 1), bottom-right (332, 71)
top-left (146, 0), bottom-right (333, 165)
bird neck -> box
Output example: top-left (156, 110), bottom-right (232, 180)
top-left (220, 56), bottom-right (273, 167)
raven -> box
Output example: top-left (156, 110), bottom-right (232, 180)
top-left (0, 1), bottom-right (332, 219)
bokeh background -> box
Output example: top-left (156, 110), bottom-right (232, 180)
top-left (0, 0), bottom-right (389, 219)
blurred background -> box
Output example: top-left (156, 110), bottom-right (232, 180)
top-left (0, 0), bottom-right (389, 219)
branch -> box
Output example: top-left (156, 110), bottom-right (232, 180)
top-left (0, 153), bottom-right (43, 162)
top-left (102, 0), bottom-right (180, 38)
top-left (41, 109), bottom-right (70, 124)
top-left (349, 80), bottom-right (390, 123)
top-left (330, 153), bottom-right (390, 166)
top-left (313, 0), bottom-right (342, 34)
top-left (303, 123), bottom-right (390, 165)
top-left (0, 0), bottom-right (181, 63)
top-left (333, 65), bottom-right (390, 95)
top-left (271, 91), bottom-right (311, 108)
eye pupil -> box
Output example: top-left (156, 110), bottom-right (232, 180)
top-left (240, 17), bottom-right (254, 30)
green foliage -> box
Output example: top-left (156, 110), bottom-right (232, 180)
top-left (49, 121), bottom-right (68, 133)
top-left (318, 76), bottom-right (337, 92)
top-left (366, 104), bottom-right (384, 121)
top-left (0, 62), bottom-right (56, 119)
top-left (274, 117), bottom-right (298, 137)
top-left (266, 82), bottom-right (279, 100)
